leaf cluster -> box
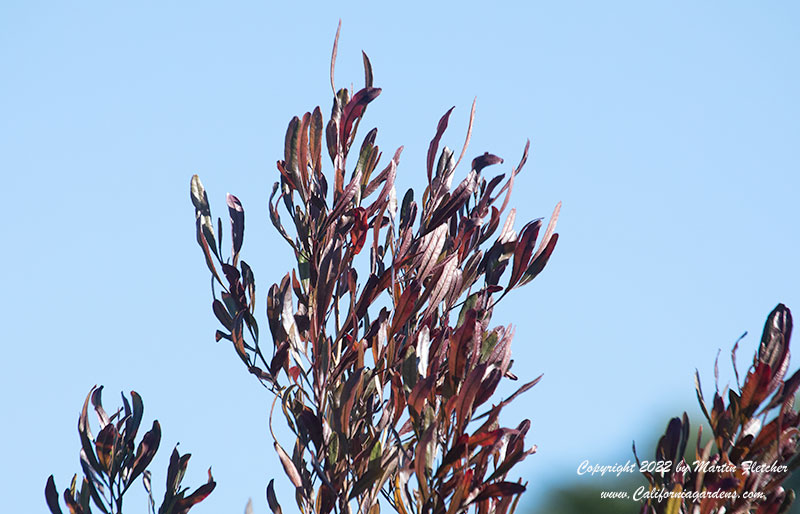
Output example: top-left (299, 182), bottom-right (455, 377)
top-left (45, 387), bottom-right (214, 514)
top-left (638, 304), bottom-right (799, 514)
top-left (190, 31), bottom-right (560, 514)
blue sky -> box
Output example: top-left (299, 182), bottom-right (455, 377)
top-left (1, 2), bottom-right (798, 513)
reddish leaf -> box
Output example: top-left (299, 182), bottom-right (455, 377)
top-left (532, 201), bottom-right (561, 262)
top-left (450, 309), bottom-right (477, 379)
top-left (457, 364), bottom-right (487, 431)
top-left (740, 362), bottom-right (773, 415)
top-left (471, 152), bottom-right (503, 173)
top-left (340, 87), bottom-right (382, 147)
top-left (408, 375), bottom-right (435, 415)
top-left (129, 421), bottom-right (161, 486)
top-left (349, 207), bottom-right (369, 254)
top-left (447, 468), bottom-right (473, 514)
top-left (274, 442), bottom-right (303, 488)
top-left (424, 170), bottom-right (478, 235)
top-left (391, 281), bottom-right (421, 334)
top-left (468, 429), bottom-right (504, 447)
top-left (330, 20), bottom-right (341, 93)
top-left (427, 107), bottom-right (455, 185)
top-left (270, 342), bottom-right (289, 376)
top-left (310, 107), bottom-right (323, 173)
top-left (340, 367), bottom-right (365, 433)
top-left (326, 170), bottom-right (362, 229)
top-left (475, 375), bottom-right (542, 420)
top-left (298, 112), bottom-right (311, 191)
top-left (474, 367), bottom-right (503, 408)
top-left (496, 141), bottom-right (529, 215)
top-left (315, 239), bottom-right (342, 333)
top-left (415, 424), bottom-right (436, 500)
top-left (520, 233), bottom-right (558, 286)
top-left (507, 220), bottom-right (541, 290)
top-left (471, 481), bottom-right (526, 503)
top-left (766, 367), bottom-right (800, 411)
top-left (416, 225), bottom-right (447, 280)
top-left (173, 468), bottom-right (216, 514)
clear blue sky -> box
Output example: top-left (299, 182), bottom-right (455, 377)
top-left (1, 2), bottom-right (798, 513)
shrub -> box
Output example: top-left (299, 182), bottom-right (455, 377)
top-left (51, 28), bottom-right (799, 514)
top-left (45, 387), bottom-right (215, 514)
top-left (638, 304), bottom-right (799, 514)
top-left (189, 26), bottom-right (560, 514)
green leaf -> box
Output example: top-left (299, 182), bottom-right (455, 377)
top-left (348, 464), bottom-right (383, 500)
top-left (190, 175), bottom-right (211, 216)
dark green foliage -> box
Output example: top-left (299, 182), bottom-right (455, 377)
top-left (538, 485), bottom-right (640, 514)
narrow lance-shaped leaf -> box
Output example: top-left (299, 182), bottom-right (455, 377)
top-left (78, 388), bottom-right (102, 474)
top-left (471, 482), bottom-right (526, 504)
top-left (173, 468), bottom-right (216, 514)
top-left (362, 51), bottom-right (373, 89)
top-left (79, 452), bottom-right (111, 514)
top-left (453, 97), bottom-right (476, 172)
top-left (340, 87), bottom-right (382, 150)
top-left (298, 112), bottom-right (311, 193)
top-left (267, 479), bottom-right (283, 514)
top-left (415, 424), bottom-right (436, 500)
top-left (227, 193), bottom-right (245, 265)
top-left (507, 220), bottom-right (541, 291)
top-left (125, 391), bottom-right (144, 444)
top-left (274, 442), bottom-right (303, 488)
top-left (474, 375), bottom-right (543, 420)
top-left (310, 107), bottom-right (324, 175)
top-left (326, 169), bottom-right (362, 227)
top-left (90, 386), bottom-right (110, 427)
top-left (340, 367), bottom-right (365, 433)
top-left (45, 476), bottom-right (63, 514)
top-left (519, 233), bottom-right (558, 287)
top-left (330, 20), bottom-right (341, 93)
top-left (423, 170), bottom-right (478, 235)
top-left (190, 175), bottom-right (211, 216)
top-left (496, 140), bottom-right (530, 216)
top-left (126, 420), bottom-right (161, 491)
top-left (427, 107), bottom-right (455, 186)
